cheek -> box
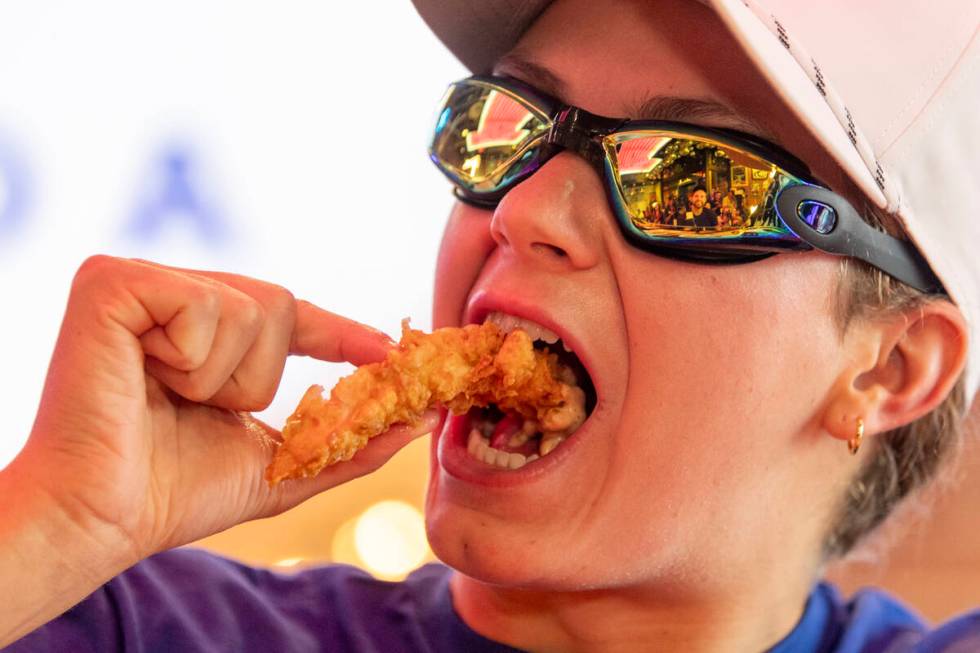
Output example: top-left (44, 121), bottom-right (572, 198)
top-left (586, 256), bottom-right (845, 571)
top-left (614, 254), bottom-right (844, 477)
top-left (432, 204), bottom-right (496, 328)
top-left (628, 254), bottom-right (839, 384)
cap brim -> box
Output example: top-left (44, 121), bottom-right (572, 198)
top-left (412, 0), bottom-right (553, 73)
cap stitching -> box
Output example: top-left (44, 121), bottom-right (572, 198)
top-left (739, 0), bottom-right (898, 212)
top-left (881, 25), bottom-right (979, 155)
top-left (878, 33), bottom-right (972, 154)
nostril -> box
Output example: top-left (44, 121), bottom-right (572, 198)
top-left (531, 242), bottom-right (568, 258)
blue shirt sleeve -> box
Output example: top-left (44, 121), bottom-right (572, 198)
top-left (3, 548), bottom-right (521, 653)
top-left (5, 548), bottom-right (326, 652)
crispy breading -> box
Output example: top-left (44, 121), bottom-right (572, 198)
top-left (265, 320), bottom-right (573, 484)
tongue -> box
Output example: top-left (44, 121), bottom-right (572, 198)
top-left (489, 412), bottom-right (540, 456)
top-left (489, 413), bottom-right (522, 449)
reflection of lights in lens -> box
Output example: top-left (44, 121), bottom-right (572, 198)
top-left (618, 136), bottom-right (669, 174)
top-left (462, 154), bottom-right (482, 177)
top-left (274, 557), bottom-right (304, 568)
top-left (354, 500), bottom-right (429, 580)
top-left (434, 107), bottom-right (451, 135)
top-left (466, 90), bottom-right (534, 151)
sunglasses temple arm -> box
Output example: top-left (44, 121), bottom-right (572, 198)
top-left (855, 229), bottom-right (946, 295)
top-left (776, 186), bottom-right (946, 295)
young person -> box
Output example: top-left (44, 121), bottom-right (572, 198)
top-left (2, 0), bottom-right (978, 651)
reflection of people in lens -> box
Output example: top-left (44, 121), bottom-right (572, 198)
top-left (664, 198), bottom-right (680, 225)
top-left (722, 190), bottom-right (736, 214)
top-left (686, 187), bottom-right (718, 228)
top-left (642, 203), bottom-right (662, 225)
top-left (718, 192), bottom-right (743, 228)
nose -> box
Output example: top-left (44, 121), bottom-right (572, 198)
top-left (488, 151), bottom-right (605, 270)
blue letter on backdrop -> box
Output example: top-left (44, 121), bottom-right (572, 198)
top-left (0, 135), bottom-right (32, 242)
top-left (125, 144), bottom-right (229, 245)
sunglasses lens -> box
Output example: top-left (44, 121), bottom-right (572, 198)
top-left (603, 131), bottom-right (802, 250)
top-left (430, 81), bottom-right (552, 199)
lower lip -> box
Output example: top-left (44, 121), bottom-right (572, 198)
top-left (436, 408), bottom-right (590, 488)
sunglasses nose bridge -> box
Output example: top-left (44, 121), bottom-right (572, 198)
top-left (546, 107), bottom-right (610, 176)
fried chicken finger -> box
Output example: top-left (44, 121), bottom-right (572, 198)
top-left (265, 320), bottom-right (579, 485)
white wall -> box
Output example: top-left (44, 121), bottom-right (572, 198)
top-left (0, 2), bottom-right (466, 468)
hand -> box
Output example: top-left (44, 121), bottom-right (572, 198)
top-left (8, 255), bottom-right (438, 567)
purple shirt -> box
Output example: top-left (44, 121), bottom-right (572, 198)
top-left (5, 548), bottom-right (980, 652)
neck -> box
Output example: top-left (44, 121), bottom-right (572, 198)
top-left (450, 570), bottom-right (813, 653)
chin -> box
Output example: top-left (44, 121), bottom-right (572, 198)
top-left (424, 499), bottom-right (620, 592)
top-left (424, 500), bottom-right (553, 588)
top-left (425, 497), bottom-right (519, 583)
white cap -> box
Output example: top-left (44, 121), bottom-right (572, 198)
top-left (412, 0), bottom-right (980, 400)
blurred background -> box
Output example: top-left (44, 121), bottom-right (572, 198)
top-left (0, 0), bottom-right (977, 626)
top-left (0, 0), bottom-right (462, 590)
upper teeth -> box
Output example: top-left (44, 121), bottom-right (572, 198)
top-left (485, 311), bottom-right (570, 351)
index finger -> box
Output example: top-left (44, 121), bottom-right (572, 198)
top-left (289, 300), bottom-right (395, 366)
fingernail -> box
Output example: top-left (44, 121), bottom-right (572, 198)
top-left (364, 324), bottom-right (396, 345)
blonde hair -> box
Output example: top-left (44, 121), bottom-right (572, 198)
top-left (821, 201), bottom-right (969, 559)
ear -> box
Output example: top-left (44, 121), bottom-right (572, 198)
top-left (821, 299), bottom-right (969, 444)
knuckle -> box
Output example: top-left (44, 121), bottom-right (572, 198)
top-left (239, 298), bottom-right (265, 333)
top-left (267, 285), bottom-right (297, 322)
top-left (173, 346), bottom-right (207, 372)
top-left (180, 373), bottom-right (221, 404)
top-left (177, 385), bottom-right (210, 404)
top-left (240, 391), bottom-right (274, 412)
top-left (238, 369), bottom-right (280, 411)
top-left (229, 383), bottom-right (263, 412)
top-left (168, 341), bottom-right (210, 374)
top-left (251, 383), bottom-right (278, 412)
top-left (219, 377), bottom-right (274, 412)
top-left (196, 285), bottom-right (222, 317)
top-left (72, 254), bottom-right (117, 289)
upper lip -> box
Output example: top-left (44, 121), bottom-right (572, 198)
top-left (463, 290), bottom-right (598, 396)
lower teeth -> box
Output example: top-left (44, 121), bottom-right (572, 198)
top-left (466, 371), bottom-right (586, 470)
top-left (467, 428), bottom-right (549, 470)
top-left (539, 436), bottom-right (563, 456)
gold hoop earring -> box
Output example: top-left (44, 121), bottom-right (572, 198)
top-left (848, 418), bottom-right (864, 455)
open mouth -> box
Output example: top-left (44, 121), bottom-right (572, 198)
top-left (463, 311), bottom-right (598, 471)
